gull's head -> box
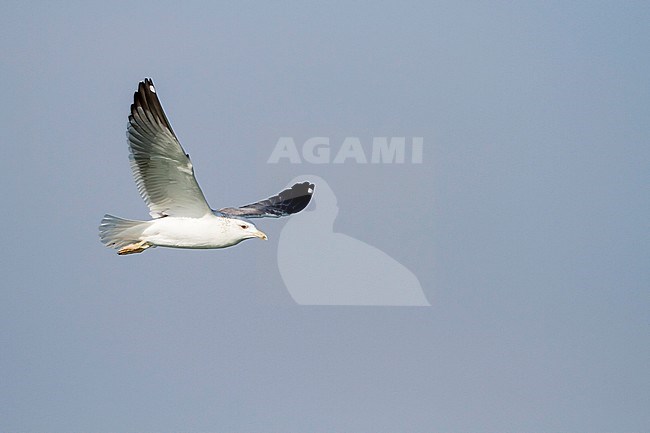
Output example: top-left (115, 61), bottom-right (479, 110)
top-left (229, 218), bottom-right (268, 242)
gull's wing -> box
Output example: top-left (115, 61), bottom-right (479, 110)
top-left (219, 182), bottom-right (314, 218)
top-left (127, 78), bottom-right (212, 218)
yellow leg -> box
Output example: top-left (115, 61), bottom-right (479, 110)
top-left (117, 240), bottom-right (153, 255)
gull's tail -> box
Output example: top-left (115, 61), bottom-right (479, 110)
top-left (99, 214), bottom-right (151, 254)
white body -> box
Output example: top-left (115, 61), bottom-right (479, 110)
top-left (99, 213), bottom-right (267, 253)
top-left (142, 215), bottom-right (260, 249)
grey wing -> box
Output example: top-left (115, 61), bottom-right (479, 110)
top-left (127, 78), bottom-right (212, 218)
top-left (219, 182), bottom-right (314, 218)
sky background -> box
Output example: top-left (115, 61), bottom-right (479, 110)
top-left (1, 1), bottom-right (648, 432)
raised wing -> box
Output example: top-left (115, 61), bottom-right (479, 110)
top-left (219, 182), bottom-right (314, 218)
top-left (127, 78), bottom-right (212, 218)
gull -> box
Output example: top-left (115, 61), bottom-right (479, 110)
top-left (99, 78), bottom-right (314, 255)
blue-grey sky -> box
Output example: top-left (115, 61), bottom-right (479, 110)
top-left (1, 1), bottom-right (648, 432)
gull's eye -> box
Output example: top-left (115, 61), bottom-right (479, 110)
top-left (239, 224), bottom-right (248, 229)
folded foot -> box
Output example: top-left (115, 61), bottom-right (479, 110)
top-left (118, 240), bottom-right (153, 255)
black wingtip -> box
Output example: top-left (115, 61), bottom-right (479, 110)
top-left (218, 181), bottom-right (315, 218)
top-left (129, 78), bottom-right (176, 135)
top-left (280, 181), bottom-right (315, 215)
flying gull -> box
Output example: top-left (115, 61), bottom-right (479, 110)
top-left (99, 78), bottom-right (314, 255)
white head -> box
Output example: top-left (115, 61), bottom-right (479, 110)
top-left (226, 218), bottom-right (268, 244)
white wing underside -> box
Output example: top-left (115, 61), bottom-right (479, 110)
top-left (127, 79), bottom-right (212, 218)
